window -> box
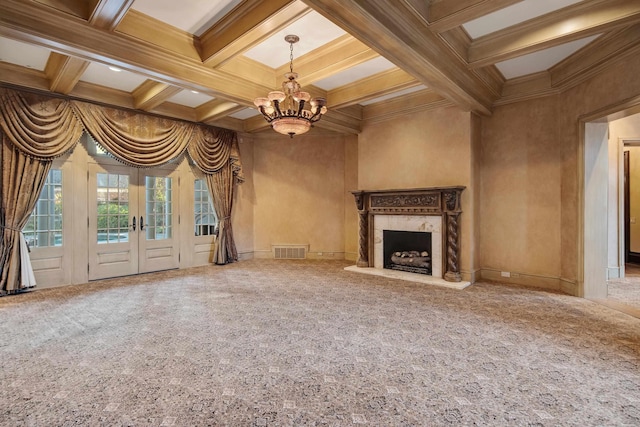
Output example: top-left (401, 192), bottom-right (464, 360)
top-left (23, 169), bottom-right (63, 248)
top-left (194, 179), bottom-right (217, 236)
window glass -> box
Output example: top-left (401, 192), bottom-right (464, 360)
top-left (145, 176), bottom-right (172, 240)
top-left (194, 179), bottom-right (217, 236)
top-left (96, 172), bottom-right (129, 244)
top-left (23, 169), bottom-right (63, 248)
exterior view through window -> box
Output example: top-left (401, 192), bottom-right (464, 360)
top-left (194, 179), bottom-right (217, 236)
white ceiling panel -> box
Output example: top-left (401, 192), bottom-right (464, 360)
top-left (313, 57), bottom-right (396, 91)
top-left (167, 90), bottom-right (215, 108)
top-left (131, 0), bottom-right (241, 35)
top-left (80, 63), bottom-right (149, 92)
top-left (0, 37), bottom-right (50, 71)
top-left (243, 11), bottom-right (346, 68)
top-left (496, 35), bottom-right (599, 79)
top-left (463, 0), bottom-right (584, 39)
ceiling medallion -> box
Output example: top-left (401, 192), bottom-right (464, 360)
top-left (254, 35), bottom-right (327, 138)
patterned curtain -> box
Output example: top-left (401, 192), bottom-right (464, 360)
top-left (0, 87), bottom-right (244, 293)
top-left (0, 136), bottom-right (52, 294)
top-left (0, 90), bottom-right (83, 294)
top-left (206, 162), bottom-right (238, 264)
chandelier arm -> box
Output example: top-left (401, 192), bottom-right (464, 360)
top-left (297, 100), bottom-right (305, 116)
top-left (309, 110), bottom-right (323, 121)
top-left (257, 105), bottom-right (271, 121)
top-left (273, 100), bottom-right (283, 118)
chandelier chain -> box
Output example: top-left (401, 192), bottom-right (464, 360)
top-left (289, 42), bottom-right (294, 73)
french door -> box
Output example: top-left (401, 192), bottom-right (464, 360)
top-left (88, 163), bottom-right (180, 280)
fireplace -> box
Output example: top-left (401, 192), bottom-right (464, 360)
top-left (383, 230), bottom-right (432, 275)
top-left (350, 187), bottom-right (465, 283)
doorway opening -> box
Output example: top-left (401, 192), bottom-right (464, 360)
top-left (582, 105), bottom-right (640, 315)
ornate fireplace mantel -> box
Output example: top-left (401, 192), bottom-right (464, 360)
top-left (351, 187), bottom-right (465, 282)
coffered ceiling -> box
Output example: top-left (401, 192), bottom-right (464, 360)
top-left (1, 0), bottom-right (639, 135)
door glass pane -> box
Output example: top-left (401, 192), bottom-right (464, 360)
top-left (145, 176), bottom-right (172, 240)
top-left (96, 172), bottom-right (129, 244)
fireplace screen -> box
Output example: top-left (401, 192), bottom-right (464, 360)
top-left (383, 230), bottom-right (432, 275)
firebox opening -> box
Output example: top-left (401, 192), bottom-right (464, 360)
top-left (383, 230), bottom-right (432, 275)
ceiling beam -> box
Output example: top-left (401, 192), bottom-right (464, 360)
top-left (115, 10), bottom-right (201, 61)
top-left (89, 0), bottom-right (134, 30)
top-left (32, 0), bottom-right (99, 20)
top-left (44, 52), bottom-right (90, 94)
top-left (301, 0), bottom-right (495, 114)
top-left (131, 80), bottom-right (183, 111)
top-left (328, 67), bottom-right (420, 108)
top-left (196, 99), bottom-right (245, 123)
top-left (200, 0), bottom-right (310, 68)
top-left (0, 0), bottom-right (272, 105)
top-left (0, 61), bottom-right (50, 92)
top-left (468, 0), bottom-right (640, 68)
top-left (42, 0), bottom-right (135, 95)
top-left (275, 34), bottom-right (379, 87)
top-left (424, 0), bottom-right (522, 33)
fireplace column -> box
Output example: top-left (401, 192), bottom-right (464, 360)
top-left (443, 190), bottom-right (462, 282)
top-left (353, 191), bottom-right (369, 267)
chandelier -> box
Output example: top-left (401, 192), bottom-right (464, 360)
top-left (254, 35), bottom-right (327, 138)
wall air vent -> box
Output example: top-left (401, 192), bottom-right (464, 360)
top-left (272, 244), bottom-right (308, 259)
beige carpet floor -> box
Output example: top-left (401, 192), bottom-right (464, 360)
top-left (1, 259), bottom-right (639, 426)
top-left (608, 263), bottom-right (640, 312)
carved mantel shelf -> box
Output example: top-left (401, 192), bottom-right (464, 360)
top-left (351, 186), bottom-right (465, 282)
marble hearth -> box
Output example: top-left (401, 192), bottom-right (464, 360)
top-left (345, 187), bottom-right (471, 290)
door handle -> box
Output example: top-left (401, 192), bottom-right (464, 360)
top-left (131, 216), bottom-right (136, 231)
top-left (140, 216), bottom-right (145, 231)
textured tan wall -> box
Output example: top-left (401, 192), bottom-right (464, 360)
top-left (559, 53), bottom-right (640, 283)
top-left (232, 135), bottom-right (255, 259)
top-left (251, 133), bottom-right (347, 258)
top-left (479, 52), bottom-right (640, 289)
top-left (480, 96), bottom-right (562, 278)
top-left (344, 134), bottom-right (359, 261)
top-left (357, 107), bottom-right (477, 279)
top-left (233, 52), bottom-right (640, 289)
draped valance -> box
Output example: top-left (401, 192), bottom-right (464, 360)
top-left (0, 88), bottom-right (244, 180)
